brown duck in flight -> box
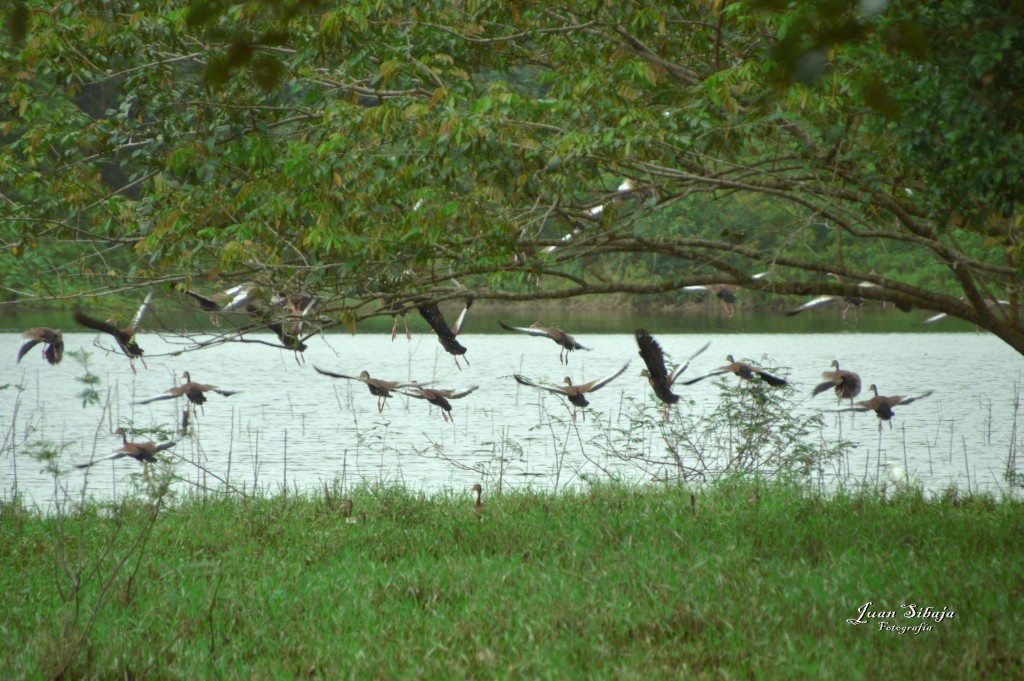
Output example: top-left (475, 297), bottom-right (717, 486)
top-left (418, 298), bottom-right (472, 369)
top-left (811, 360), bottom-right (862, 405)
top-left (73, 290), bottom-right (154, 372)
top-left (135, 371), bottom-right (240, 415)
top-left (75, 427), bottom-right (177, 468)
top-left (314, 366), bottom-right (422, 413)
top-left (830, 384), bottom-right (934, 431)
top-left (498, 321), bottom-right (589, 365)
top-left (514, 363), bottom-right (629, 421)
top-left (635, 330), bottom-right (709, 419)
top-left (17, 327), bottom-right (64, 365)
top-left (681, 355), bottom-right (788, 388)
top-left (400, 385), bottom-right (479, 423)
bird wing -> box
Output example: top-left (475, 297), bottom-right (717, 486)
top-left (185, 290), bottom-right (221, 311)
top-left (824, 406), bottom-right (871, 414)
top-left (134, 393), bottom-right (177, 405)
top-left (682, 285), bottom-right (710, 293)
top-left (212, 389), bottom-right (241, 397)
top-left (154, 440), bottom-right (178, 452)
top-left (754, 369), bottom-right (788, 387)
top-left (451, 297), bottom-right (473, 335)
top-left (73, 311), bottom-right (120, 336)
top-left (499, 320), bottom-right (550, 338)
top-left (220, 284), bottom-right (254, 312)
top-left (785, 295), bottom-right (837, 316)
top-left (513, 374), bottom-right (568, 396)
top-left (918, 312), bottom-right (948, 325)
top-left (131, 289), bottom-right (155, 328)
top-left (16, 339), bottom-right (41, 363)
top-left (893, 390), bottom-right (935, 407)
top-left (448, 385), bottom-right (479, 400)
top-left (313, 366), bottom-right (361, 381)
top-left (417, 303), bottom-right (467, 355)
top-left (679, 369), bottom-right (729, 386)
top-left (579, 363), bottom-right (630, 393)
top-left (811, 380), bottom-right (838, 397)
top-left (75, 452), bottom-right (129, 468)
top-left (635, 330), bottom-right (670, 383)
top-left (668, 341), bottom-right (711, 385)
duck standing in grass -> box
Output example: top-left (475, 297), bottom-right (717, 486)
top-left (471, 483), bottom-right (485, 519)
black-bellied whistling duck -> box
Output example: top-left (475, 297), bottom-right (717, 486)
top-left (832, 384), bottom-right (934, 432)
top-left (418, 298), bottom-right (472, 369)
top-left (682, 355), bottom-right (787, 388)
top-left (17, 327), bottom-right (64, 365)
top-left (400, 385), bottom-right (479, 422)
top-left (135, 371), bottom-right (240, 415)
top-left (73, 290), bottom-right (154, 373)
top-left (785, 274), bottom-right (878, 321)
top-left (184, 283), bottom-right (256, 314)
top-left (683, 284), bottom-right (738, 316)
top-left (74, 427), bottom-right (176, 468)
top-left (811, 360), bottom-right (862, 405)
top-left (313, 366), bottom-right (422, 413)
top-left (498, 321), bottom-right (588, 365)
top-left (683, 273), bottom-right (768, 316)
top-left (340, 499), bottom-right (358, 523)
top-left (635, 330), bottom-right (709, 419)
top-left (513, 363), bottom-right (629, 421)
top-left (471, 483), bottom-right (484, 518)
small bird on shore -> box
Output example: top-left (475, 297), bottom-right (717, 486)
top-left (418, 298), bottom-right (473, 369)
top-left (135, 371), bottom-right (240, 415)
top-left (400, 385), bottom-right (479, 422)
top-left (73, 290), bottom-right (154, 373)
top-left (498, 321), bottom-right (588, 365)
top-left (17, 327), bottom-right (64, 365)
top-left (635, 330), bottom-right (709, 419)
top-left (513, 363), bottom-right (629, 421)
top-left (313, 367), bottom-right (422, 413)
top-left (74, 427), bottom-right (176, 468)
top-left (682, 355), bottom-right (787, 388)
top-left (811, 359), bottom-right (862, 405)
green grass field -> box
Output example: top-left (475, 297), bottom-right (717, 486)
top-left (1, 480), bottom-right (1022, 679)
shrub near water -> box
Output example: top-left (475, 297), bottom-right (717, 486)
top-left (1, 480), bottom-right (1022, 679)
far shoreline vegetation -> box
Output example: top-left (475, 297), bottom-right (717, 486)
top-left (1, 479), bottom-right (1021, 678)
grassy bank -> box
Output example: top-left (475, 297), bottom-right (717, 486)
top-left (1, 480), bottom-right (1022, 679)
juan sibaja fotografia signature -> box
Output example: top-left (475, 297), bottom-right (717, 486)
top-left (847, 602), bottom-right (956, 634)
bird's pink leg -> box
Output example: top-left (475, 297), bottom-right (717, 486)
top-left (391, 318), bottom-right (398, 341)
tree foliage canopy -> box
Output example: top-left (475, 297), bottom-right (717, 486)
top-left (2, 1), bottom-right (1023, 351)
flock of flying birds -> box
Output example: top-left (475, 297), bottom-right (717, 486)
top-left (14, 284), bottom-right (939, 470)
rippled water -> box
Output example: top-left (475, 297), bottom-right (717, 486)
top-left (2, 326), bottom-right (1022, 508)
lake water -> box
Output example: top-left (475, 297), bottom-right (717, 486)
top-left (2, 320), bottom-right (1022, 509)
